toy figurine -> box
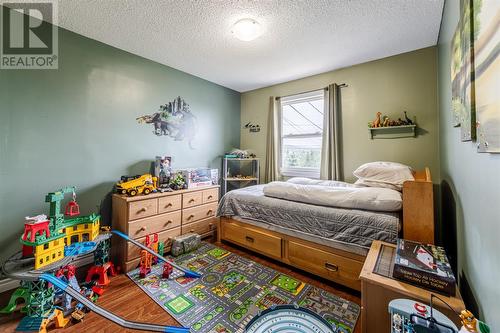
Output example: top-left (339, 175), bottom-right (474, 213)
top-left (162, 262), bottom-right (173, 279)
top-left (382, 115), bottom-right (390, 127)
top-left (372, 112), bottom-right (382, 128)
top-left (404, 111), bottom-right (414, 125)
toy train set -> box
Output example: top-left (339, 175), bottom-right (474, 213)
top-left (1, 186), bottom-right (197, 333)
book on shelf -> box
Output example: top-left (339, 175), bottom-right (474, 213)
top-left (393, 239), bottom-right (456, 296)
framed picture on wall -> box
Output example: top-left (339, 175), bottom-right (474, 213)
top-left (450, 0), bottom-right (476, 141)
top-left (473, 0), bottom-right (500, 153)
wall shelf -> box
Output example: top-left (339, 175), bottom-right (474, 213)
top-left (368, 125), bottom-right (417, 139)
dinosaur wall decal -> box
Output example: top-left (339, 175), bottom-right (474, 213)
top-left (136, 96), bottom-right (197, 149)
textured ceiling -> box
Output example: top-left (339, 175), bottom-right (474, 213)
top-left (56, 0), bottom-right (444, 92)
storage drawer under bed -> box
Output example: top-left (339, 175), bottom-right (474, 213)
top-left (287, 240), bottom-right (363, 290)
top-left (222, 221), bottom-right (282, 260)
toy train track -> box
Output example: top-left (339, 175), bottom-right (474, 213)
top-left (1, 233), bottom-right (113, 281)
top-left (245, 304), bottom-right (336, 333)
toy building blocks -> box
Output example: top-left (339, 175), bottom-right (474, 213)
top-left (2, 185), bottom-right (193, 333)
top-left (162, 262), bottom-right (173, 279)
top-left (115, 174), bottom-right (158, 196)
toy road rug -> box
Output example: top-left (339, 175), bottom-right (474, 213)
top-left (127, 243), bottom-right (360, 333)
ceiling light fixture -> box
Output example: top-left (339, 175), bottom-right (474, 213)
top-left (231, 18), bottom-right (262, 41)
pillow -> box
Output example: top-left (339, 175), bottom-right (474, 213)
top-left (353, 161), bottom-right (414, 191)
top-left (354, 178), bottom-right (402, 191)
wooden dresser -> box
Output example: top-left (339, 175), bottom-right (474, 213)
top-left (112, 185), bottom-right (219, 272)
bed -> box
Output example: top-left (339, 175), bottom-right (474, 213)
top-left (216, 168), bottom-right (434, 291)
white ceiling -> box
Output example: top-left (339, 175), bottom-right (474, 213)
top-left (56, 0), bottom-right (444, 92)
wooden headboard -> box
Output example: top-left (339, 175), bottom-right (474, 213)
top-left (402, 167), bottom-right (434, 244)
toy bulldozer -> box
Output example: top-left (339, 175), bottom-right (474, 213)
top-left (116, 174), bottom-right (158, 196)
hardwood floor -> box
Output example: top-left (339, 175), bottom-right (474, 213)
top-left (0, 241), bottom-right (361, 333)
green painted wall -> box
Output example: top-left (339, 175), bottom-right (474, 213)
top-left (241, 47), bottom-right (439, 183)
top-left (0, 27), bottom-right (240, 265)
top-left (437, 0), bottom-right (499, 329)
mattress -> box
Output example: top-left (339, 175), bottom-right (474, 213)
top-left (217, 185), bottom-right (400, 256)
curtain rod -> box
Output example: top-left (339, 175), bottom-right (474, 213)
top-left (275, 83), bottom-right (348, 100)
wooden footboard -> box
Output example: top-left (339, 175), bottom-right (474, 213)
top-left (218, 217), bottom-right (365, 291)
top-left (402, 167), bottom-right (434, 244)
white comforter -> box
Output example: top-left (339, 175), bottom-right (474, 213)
top-left (263, 181), bottom-right (402, 212)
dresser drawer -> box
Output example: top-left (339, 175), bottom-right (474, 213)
top-left (128, 198), bottom-right (158, 220)
top-left (183, 191), bottom-right (203, 208)
top-left (288, 240), bottom-right (363, 290)
top-left (158, 194), bottom-right (181, 214)
top-left (182, 218), bottom-right (217, 235)
top-left (202, 188), bottom-right (219, 203)
top-left (126, 226), bottom-right (181, 261)
top-left (182, 202), bottom-right (217, 224)
top-left (128, 211), bottom-right (181, 239)
top-left (223, 222), bottom-right (282, 259)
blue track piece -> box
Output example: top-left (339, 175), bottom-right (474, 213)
top-left (39, 273), bottom-right (189, 333)
top-left (111, 230), bottom-right (201, 278)
top-left (64, 241), bottom-right (96, 256)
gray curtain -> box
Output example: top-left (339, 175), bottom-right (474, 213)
top-left (320, 84), bottom-right (342, 180)
top-left (265, 96), bottom-right (281, 183)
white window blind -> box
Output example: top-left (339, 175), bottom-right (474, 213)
top-left (280, 90), bottom-right (324, 178)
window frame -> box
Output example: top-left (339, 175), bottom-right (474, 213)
top-left (279, 90), bottom-right (324, 179)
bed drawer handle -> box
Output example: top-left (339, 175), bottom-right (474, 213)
top-left (324, 262), bottom-right (339, 272)
top-left (245, 236), bottom-right (254, 243)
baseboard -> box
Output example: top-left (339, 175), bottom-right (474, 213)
top-left (0, 254), bottom-right (94, 293)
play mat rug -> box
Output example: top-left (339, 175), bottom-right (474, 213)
top-left (127, 242), bottom-right (360, 333)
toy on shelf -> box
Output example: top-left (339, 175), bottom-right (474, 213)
top-left (371, 112), bottom-right (382, 128)
top-left (169, 172), bottom-right (188, 190)
top-left (2, 186), bottom-right (193, 333)
top-left (368, 111), bottom-right (417, 128)
top-left (115, 174), bottom-right (158, 196)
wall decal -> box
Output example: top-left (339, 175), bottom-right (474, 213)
top-left (474, 0), bottom-right (500, 153)
top-left (136, 96), bottom-right (197, 148)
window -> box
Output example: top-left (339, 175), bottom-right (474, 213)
top-left (43, 243), bottom-right (49, 250)
top-left (280, 90), bottom-right (324, 178)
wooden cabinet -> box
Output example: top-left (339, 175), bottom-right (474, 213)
top-left (112, 185), bottom-right (219, 272)
top-left (359, 241), bottom-right (464, 333)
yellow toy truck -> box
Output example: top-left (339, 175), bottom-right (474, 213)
top-left (116, 174), bottom-right (158, 196)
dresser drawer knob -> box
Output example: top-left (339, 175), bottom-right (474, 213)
top-left (245, 236), bottom-right (254, 243)
top-left (207, 209), bottom-right (213, 215)
top-left (207, 195), bottom-right (213, 200)
top-left (164, 220), bottom-right (172, 226)
top-left (187, 214), bottom-right (195, 220)
top-left (140, 226), bottom-right (147, 232)
top-left (190, 229), bottom-right (194, 233)
top-left (165, 203), bottom-right (172, 208)
top-left (139, 207), bottom-right (147, 212)
top-left (324, 262), bottom-right (338, 272)
top-left (189, 198), bottom-right (195, 203)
